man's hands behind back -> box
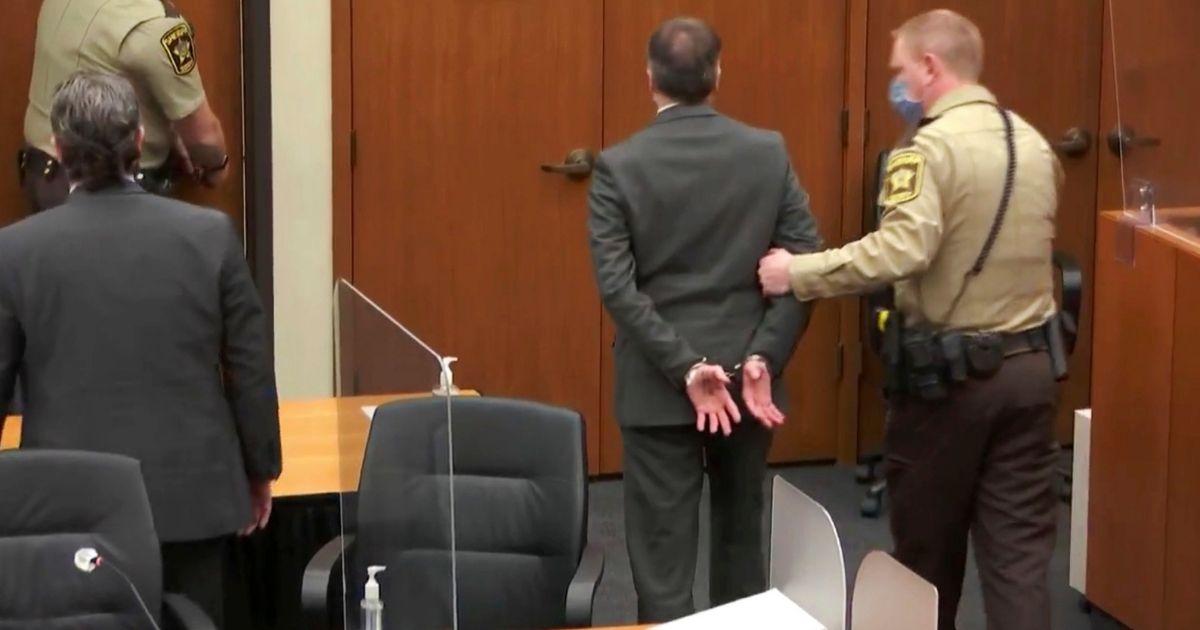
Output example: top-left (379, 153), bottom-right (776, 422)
top-left (686, 365), bottom-right (741, 436)
top-left (686, 360), bottom-right (785, 435)
top-left (741, 358), bottom-right (785, 428)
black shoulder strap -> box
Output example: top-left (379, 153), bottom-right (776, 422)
top-left (937, 105), bottom-right (1017, 325)
top-left (970, 106), bottom-right (1017, 273)
top-left (159, 0), bottom-right (181, 18)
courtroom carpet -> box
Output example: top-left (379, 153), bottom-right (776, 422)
top-left (586, 461), bottom-right (1129, 629)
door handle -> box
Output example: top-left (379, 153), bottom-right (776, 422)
top-left (1053, 127), bottom-right (1092, 158)
top-left (1106, 125), bottom-right (1161, 156)
top-left (540, 148), bottom-right (596, 180)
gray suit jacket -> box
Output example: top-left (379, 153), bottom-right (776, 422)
top-left (588, 104), bottom-right (823, 428)
top-left (0, 181), bottom-right (281, 541)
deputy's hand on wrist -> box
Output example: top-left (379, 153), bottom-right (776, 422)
top-left (757, 248), bottom-right (795, 296)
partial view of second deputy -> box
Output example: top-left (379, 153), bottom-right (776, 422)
top-left (19, 0), bottom-right (228, 214)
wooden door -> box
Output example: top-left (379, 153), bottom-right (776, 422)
top-left (173, 0), bottom-right (245, 230)
top-left (0, 1), bottom-right (242, 230)
top-left (0, 4), bottom-right (42, 228)
top-left (858, 0), bottom-right (1105, 453)
top-left (348, 1), bottom-right (605, 472)
top-left (599, 1), bottom-right (848, 471)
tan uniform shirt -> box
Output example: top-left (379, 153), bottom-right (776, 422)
top-left (787, 84), bottom-right (1062, 333)
top-left (23, 0), bottom-right (206, 169)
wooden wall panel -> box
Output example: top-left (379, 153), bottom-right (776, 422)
top-left (1088, 215), bottom-right (1175, 630)
top-left (1103, 0), bottom-right (1200, 210)
top-left (1164, 240), bottom-right (1200, 628)
top-left (0, 5), bottom-right (40, 227)
top-left (1096, 0), bottom-right (1123, 214)
top-left (836, 0), bottom-right (869, 464)
top-left (167, 0), bottom-right (245, 229)
top-left (332, 0), bottom-right (353, 281)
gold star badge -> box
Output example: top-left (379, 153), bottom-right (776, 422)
top-left (160, 23), bottom-right (197, 76)
top-left (883, 150), bottom-right (925, 205)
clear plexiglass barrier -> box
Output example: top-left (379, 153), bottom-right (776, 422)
top-left (328, 278), bottom-right (459, 630)
top-left (1108, 0), bottom-right (1200, 243)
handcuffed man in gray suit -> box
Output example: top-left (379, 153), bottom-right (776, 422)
top-left (587, 17), bottom-right (824, 623)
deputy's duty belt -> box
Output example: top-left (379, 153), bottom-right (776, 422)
top-left (877, 310), bottom-right (1069, 402)
top-left (18, 146), bottom-right (172, 194)
top-left (992, 327), bottom-right (1050, 357)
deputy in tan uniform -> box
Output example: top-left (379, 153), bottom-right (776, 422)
top-left (19, 0), bottom-right (228, 213)
top-left (759, 10), bottom-right (1065, 630)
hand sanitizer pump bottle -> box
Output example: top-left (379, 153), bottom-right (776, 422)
top-left (362, 565), bottom-right (386, 630)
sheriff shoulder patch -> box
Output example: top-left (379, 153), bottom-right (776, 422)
top-left (160, 22), bottom-right (196, 76)
top-left (883, 149), bottom-right (925, 206)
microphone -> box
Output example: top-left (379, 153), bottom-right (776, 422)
top-left (73, 547), bottom-right (162, 630)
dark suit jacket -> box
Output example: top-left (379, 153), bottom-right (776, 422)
top-left (0, 181), bottom-right (281, 542)
top-left (588, 104), bottom-right (824, 427)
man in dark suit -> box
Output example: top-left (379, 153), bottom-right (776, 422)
top-left (587, 17), bottom-right (824, 622)
top-left (0, 71), bottom-right (280, 626)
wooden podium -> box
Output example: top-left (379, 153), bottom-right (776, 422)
top-left (1088, 210), bottom-right (1200, 629)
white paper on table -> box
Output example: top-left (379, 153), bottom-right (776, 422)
top-left (361, 405), bottom-right (377, 421)
top-left (652, 589), bottom-right (826, 630)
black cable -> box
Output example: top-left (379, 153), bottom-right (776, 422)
top-left (970, 106), bottom-right (1017, 275)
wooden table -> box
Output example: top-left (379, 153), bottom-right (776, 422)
top-left (1, 392), bottom-right (476, 497)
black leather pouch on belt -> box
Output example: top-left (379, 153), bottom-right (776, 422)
top-left (939, 332), bottom-right (969, 384)
top-left (901, 328), bottom-right (949, 401)
top-left (964, 333), bottom-right (1004, 378)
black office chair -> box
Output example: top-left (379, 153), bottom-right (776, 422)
top-left (1052, 250), bottom-right (1083, 504)
top-left (0, 449), bottom-right (215, 629)
top-left (302, 397), bottom-right (604, 630)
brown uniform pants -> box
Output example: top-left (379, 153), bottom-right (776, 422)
top-left (885, 351), bottom-right (1059, 630)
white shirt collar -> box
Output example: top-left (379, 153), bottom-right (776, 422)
top-left (69, 174), bottom-right (138, 194)
top-left (657, 102), bottom-right (680, 114)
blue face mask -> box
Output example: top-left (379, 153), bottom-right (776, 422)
top-left (888, 77), bottom-right (924, 125)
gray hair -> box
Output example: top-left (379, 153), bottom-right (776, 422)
top-left (50, 71), bottom-right (141, 190)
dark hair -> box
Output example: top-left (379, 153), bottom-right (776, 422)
top-left (50, 71), bottom-right (141, 191)
top-left (647, 17), bottom-right (722, 105)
